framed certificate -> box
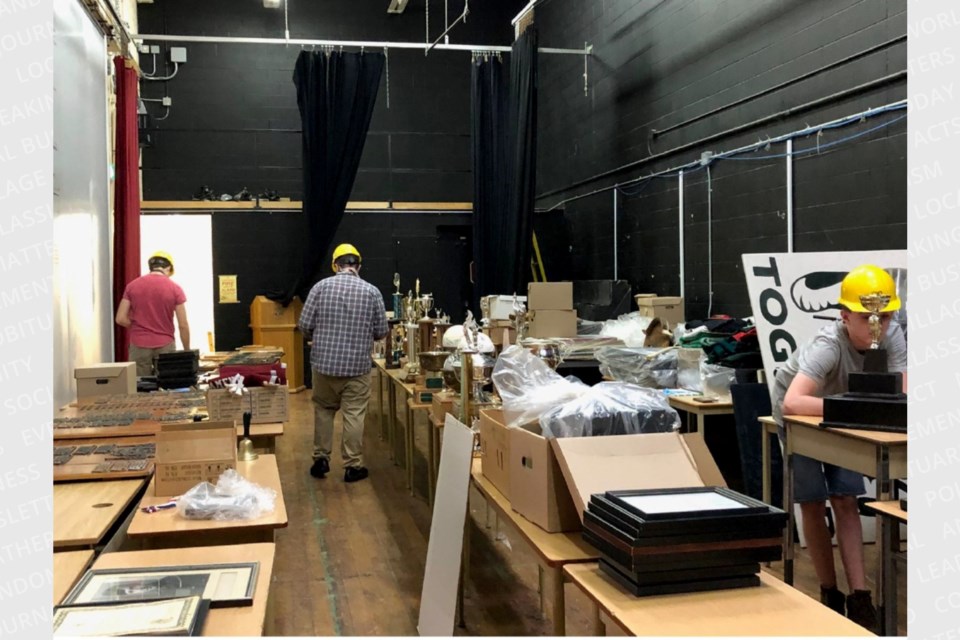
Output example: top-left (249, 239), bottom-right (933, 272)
top-left (605, 487), bottom-right (769, 521)
top-left (62, 562), bottom-right (258, 608)
top-left (53, 595), bottom-right (208, 636)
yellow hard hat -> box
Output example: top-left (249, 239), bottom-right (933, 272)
top-left (148, 250), bottom-right (175, 275)
top-left (838, 264), bottom-right (900, 313)
top-left (331, 243), bottom-right (361, 273)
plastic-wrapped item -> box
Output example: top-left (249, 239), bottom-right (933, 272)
top-left (677, 347), bottom-right (702, 392)
top-left (539, 382), bottom-right (680, 438)
top-left (492, 345), bottom-right (588, 427)
top-left (177, 469), bottom-right (277, 521)
top-left (700, 358), bottom-right (737, 400)
top-left (595, 346), bottom-right (678, 389)
top-left (598, 312), bottom-right (653, 348)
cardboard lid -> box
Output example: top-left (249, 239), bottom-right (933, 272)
top-left (550, 431), bottom-right (724, 523)
top-left (74, 362), bottom-right (135, 379)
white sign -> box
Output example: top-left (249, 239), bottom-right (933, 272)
top-left (741, 250), bottom-right (907, 390)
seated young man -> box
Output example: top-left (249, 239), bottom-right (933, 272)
top-left (771, 264), bottom-right (907, 630)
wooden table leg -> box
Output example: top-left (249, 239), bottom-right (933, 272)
top-left (697, 412), bottom-right (707, 441)
top-left (427, 413), bottom-right (435, 507)
top-left (550, 565), bottom-right (566, 636)
top-left (538, 565), bottom-right (545, 617)
top-left (590, 600), bottom-right (603, 636)
top-left (406, 404), bottom-right (414, 493)
top-left (761, 424), bottom-right (771, 506)
top-left (388, 381), bottom-right (397, 464)
top-left (378, 369), bottom-right (386, 441)
top-left (783, 424), bottom-right (795, 585)
top-left (875, 445), bottom-right (893, 635)
top-left (458, 508), bottom-right (470, 628)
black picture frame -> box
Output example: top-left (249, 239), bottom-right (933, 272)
top-left (61, 562), bottom-right (259, 609)
top-left (605, 486), bottom-right (769, 521)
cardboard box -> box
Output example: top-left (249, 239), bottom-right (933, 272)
top-left (529, 310), bottom-right (577, 338)
top-left (509, 422), bottom-right (582, 533)
top-left (635, 295), bottom-right (685, 328)
top-left (551, 431), bottom-right (726, 525)
top-left (486, 295), bottom-right (526, 321)
top-left (206, 385), bottom-right (290, 424)
top-left (478, 409), bottom-right (513, 500)
top-left (75, 362), bottom-right (137, 399)
top-left (431, 390), bottom-right (456, 421)
top-left (154, 420), bottom-right (237, 496)
top-left (527, 282), bottom-right (573, 310)
top-left (483, 325), bottom-right (517, 346)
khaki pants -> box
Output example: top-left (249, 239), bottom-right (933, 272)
top-left (312, 371), bottom-right (371, 469)
top-left (129, 342), bottom-right (175, 377)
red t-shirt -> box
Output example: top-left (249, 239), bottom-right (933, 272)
top-left (122, 273), bottom-right (187, 348)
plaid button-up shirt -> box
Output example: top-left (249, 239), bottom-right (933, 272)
top-left (298, 271), bottom-right (389, 377)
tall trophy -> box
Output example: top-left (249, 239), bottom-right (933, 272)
top-left (822, 292), bottom-right (906, 433)
top-left (392, 273), bottom-right (403, 320)
top-left (401, 291), bottom-right (421, 379)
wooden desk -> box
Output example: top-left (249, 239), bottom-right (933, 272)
top-left (90, 543), bottom-right (276, 636)
top-left (239, 422), bottom-right (284, 454)
top-left (865, 501), bottom-right (907, 635)
top-left (427, 410), bottom-right (445, 507)
top-left (53, 550), bottom-right (94, 604)
top-left (384, 366), bottom-right (415, 486)
top-left (54, 479), bottom-right (146, 550)
top-left (667, 395), bottom-right (734, 442)
top-left (781, 414), bottom-right (907, 630)
top-left (563, 564), bottom-right (870, 636)
top-left (127, 455), bottom-right (288, 549)
top-left (373, 359), bottom-right (390, 448)
top-left (467, 459), bottom-right (597, 635)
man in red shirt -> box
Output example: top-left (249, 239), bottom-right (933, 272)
top-left (115, 251), bottom-right (191, 376)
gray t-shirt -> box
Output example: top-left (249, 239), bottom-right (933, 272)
top-left (772, 320), bottom-right (907, 427)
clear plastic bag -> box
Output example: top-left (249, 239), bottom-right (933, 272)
top-left (595, 346), bottom-right (678, 389)
top-left (539, 382), bottom-right (680, 438)
top-left (677, 347), bottom-right (703, 391)
top-left (491, 345), bottom-right (588, 427)
top-left (700, 358), bottom-right (737, 400)
top-left (598, 312), bottom-right (653, 348)
top-left (177, 468), bottom-right (277, 521)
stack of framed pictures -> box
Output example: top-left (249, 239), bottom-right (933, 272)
top-left (583, 487), bottom-right (787, 596)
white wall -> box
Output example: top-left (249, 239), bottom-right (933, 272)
top-left (140, 215), bottom-right (215, 353)
top-left (53, 0), bottom-right (111, 407)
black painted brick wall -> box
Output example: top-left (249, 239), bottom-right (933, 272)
top-left (535, 0), bottom-right (907, 320)
top-left (138, 0), bottom-right (525, 201)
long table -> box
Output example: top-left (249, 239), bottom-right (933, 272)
top-left (53, 550), bottom-right (94, 604)
top-left (86, 543), bottom-right (276, 636)
top-left (667, 395), bottom-right (734, 442)
top-left (564, 564), bottom-right (870, 636)
top-left (466, 459), bottom-right (597, 635)
top-left (127, 455), bottom-right (288, 549)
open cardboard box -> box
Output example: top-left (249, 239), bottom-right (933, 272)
top-left (550, 431), bottom-right (726, 528)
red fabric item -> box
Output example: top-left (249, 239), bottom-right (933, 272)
top-left (122, 274), bottom-right (187, 348)
top-left (113, 56), bottom-right (142, 361)
top-left (216, 363), bottom-right (287, 387)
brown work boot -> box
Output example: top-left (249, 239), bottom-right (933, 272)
top-left (846, 590), bottom-right (878, 631)
top-left (820, 585), bottom-right (845, 615)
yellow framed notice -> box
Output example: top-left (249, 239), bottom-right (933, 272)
top-left (218, 275), bottom-right (239, 303)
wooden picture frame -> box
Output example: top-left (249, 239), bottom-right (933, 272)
top-left (61, 562), bottom-right (258, 608)
top-left (605, 487), bottom-right (769, 521)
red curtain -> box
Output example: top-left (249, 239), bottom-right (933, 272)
top-left (113, 56), bottom-right (141, 362)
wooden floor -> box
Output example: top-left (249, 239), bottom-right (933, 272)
top-left (269, 375), bottom-right (907, 636)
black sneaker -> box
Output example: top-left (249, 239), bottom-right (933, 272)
top-left (310, 458), bottom-right (329, 479)
top-left (344, 466), bottom-right (369, 483)
top-left (820, 585), bottom-right (845, 615)
top-left (846, 590), bottom-right (878, 631)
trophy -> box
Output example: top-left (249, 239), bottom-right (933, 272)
top-left (420, 293), bottom-right (434, 321)
top-left (510, 294), bottom-right (535, 344)
top-left (401, 291), bottom-right (421, 379)
top-left (821, 291), bottom-right (906, 433)
top-left (392, 273), bottom-right (403, 320)
top-left (480, 296), bottom-right (491, 328)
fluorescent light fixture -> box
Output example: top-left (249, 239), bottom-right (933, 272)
top-left (263, 0), bottom-right (281, 8)
top-left (387, 0), bottom-right (409, 14)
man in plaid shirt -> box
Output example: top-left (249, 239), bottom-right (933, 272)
top-left (298, 243), bottom-right (388, 482)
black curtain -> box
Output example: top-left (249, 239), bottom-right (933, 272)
top-left (471, 28), bottom-right (539, 304)
top-left (470, 53), bottom-right (509, 305)
top-left (285, 50), bottom-right (384, 303)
